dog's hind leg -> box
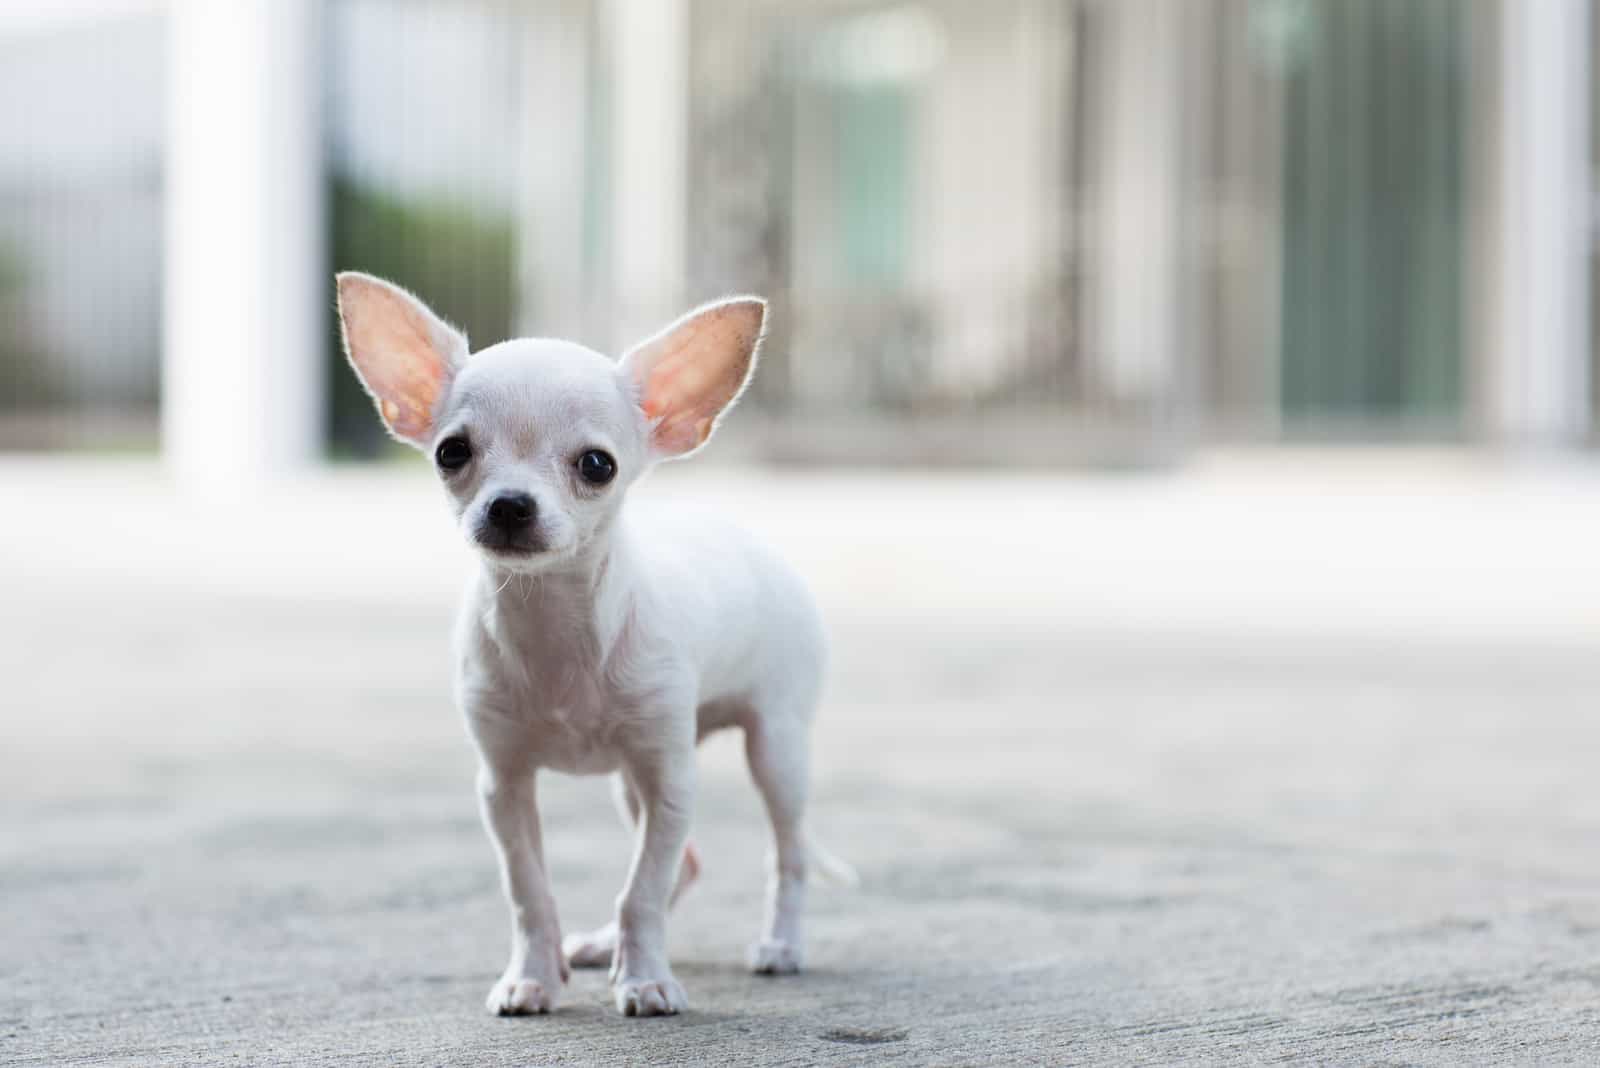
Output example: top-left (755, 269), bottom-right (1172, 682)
top-left (743, 707), bottom-right (811, 974)
top-left (562, 773), bottom-right (701, 970)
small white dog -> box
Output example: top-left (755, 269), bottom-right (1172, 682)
top-left (336, 273), bottom-right (847, 1018)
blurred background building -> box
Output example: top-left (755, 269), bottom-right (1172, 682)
top-left (0, 0), bottom-right (1593, 473)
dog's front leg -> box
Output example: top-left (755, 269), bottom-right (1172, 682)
top-left (610, 725), bottom-right (695, 1016)
top-left (478, 764), bottom-right (568, 1015)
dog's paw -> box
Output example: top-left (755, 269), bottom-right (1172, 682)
top-left (612, 974), bottom-right (688, 1017)
top-left (747, 939), bottom-right (803, 975)
top-left (562, 922), bottom-right (617, 970)
top-left (486, 976), bottom-right (556, 1016)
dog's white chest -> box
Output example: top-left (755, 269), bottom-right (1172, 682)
top-left (459, 605), bottom-right (635, 775)
top-left (510, 691), bottom-right (626, 775)
top-left (470, 652), bottom-right (620, 777)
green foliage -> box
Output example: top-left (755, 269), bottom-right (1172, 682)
top-left (0, 241), bottom-right (52, 412)
top-left (326, 177), bottom-right (516, 458)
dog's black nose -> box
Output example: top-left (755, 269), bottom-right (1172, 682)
top-left (486, 493), bottom-right (536, 531)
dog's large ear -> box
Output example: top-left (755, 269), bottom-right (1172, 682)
top-left (336, 272), bottom-right (468, 447)
top-left (618, 297), bottom-right (766, 458)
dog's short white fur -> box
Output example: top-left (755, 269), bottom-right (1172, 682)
top-left (336, 273), bottom-right (847, 1018)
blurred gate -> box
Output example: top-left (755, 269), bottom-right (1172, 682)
top-left (683, 0), bottom-right (1119, 463)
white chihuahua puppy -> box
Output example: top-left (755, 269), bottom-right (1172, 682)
top-left (336, 273), bottom-right (848, 1019)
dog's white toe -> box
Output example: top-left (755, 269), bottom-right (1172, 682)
top-left (487, 976), bottom-right (555, 1016)
top-left (747, 939), bottom-right (803, 975)
top-left (613, 974), bottom-right (688, 1016)
top-left (562, 923), bottom-right (618, 970)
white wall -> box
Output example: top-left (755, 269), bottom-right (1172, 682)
top-left (604, 0), bottom-right (688, 351)
top-left (919, 0), bottom-right (1069, 396)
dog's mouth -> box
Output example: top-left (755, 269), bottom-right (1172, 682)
top-left (483, 544), bottom-right (536, 558)
top-left (472, 526), bottom-right (544, 556)
top-left (478, 544), bottom-right (582, 579)
top-left (473, 532), bottom-right (580, 573)
top-left (475, 537), bottom-right (541, 556)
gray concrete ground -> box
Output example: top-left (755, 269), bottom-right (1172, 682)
top-left (4, 455), bottom-right (1600, 1065)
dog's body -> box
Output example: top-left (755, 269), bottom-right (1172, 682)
top-left (336, 275), bottom-right (835, 1018)
top-left (460, 504), bottom-right (825, 782)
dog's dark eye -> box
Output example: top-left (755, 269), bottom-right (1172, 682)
top-left (578, 449), bottom-right (616, 485)
top-left (435, 436), bottom-right (472, 472)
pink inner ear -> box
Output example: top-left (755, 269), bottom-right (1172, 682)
top-left (340, 278), bottom-right (453, 443)
top-left (635, 303), bottom-right (762, 455)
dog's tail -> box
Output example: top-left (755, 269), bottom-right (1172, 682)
top-left (807, 831), bottom-right (860, 889)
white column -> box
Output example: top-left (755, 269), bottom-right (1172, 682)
top-left (164, 0), bottom-right (325, 485)
top-left (515, 0), bottom-right (591, 343)
top-left (1484, 0), bottom-right (1591, 443)
top-left (1090, 0), bottom-right (1183, 410)
top-left (604, 0), bottom-right (688, 349)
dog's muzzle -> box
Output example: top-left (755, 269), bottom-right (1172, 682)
top-left (476, 493), bottom-right (540, 554)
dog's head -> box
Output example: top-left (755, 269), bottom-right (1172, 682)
top-left (336, 272), bottom-right (765, 573)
